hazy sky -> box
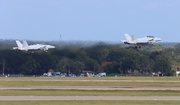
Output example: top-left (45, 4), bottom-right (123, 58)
top-left (0, 0), bottom-right (180, 42)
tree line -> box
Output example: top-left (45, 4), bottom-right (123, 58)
top-left (0, 41), bottom-right (180, 76)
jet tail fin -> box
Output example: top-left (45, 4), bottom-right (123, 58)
top-left (124, 34), bottom-right (131, 42)
top-left (131, 34), bottom-right (137, 41)
top-left (23, 41), bottom-right (29, 47)
top-left (16, 40), bottom-right (23, 48)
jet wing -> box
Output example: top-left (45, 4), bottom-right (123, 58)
top-left (137, 38), bottom-right (153, 43)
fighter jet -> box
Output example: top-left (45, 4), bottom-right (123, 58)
top-left (121, 34), bottom-right (161, 48)
top-left (13, 40), bottom-right (55, 53)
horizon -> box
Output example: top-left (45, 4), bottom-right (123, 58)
top-left (0, 38), bottom-right (180, 44)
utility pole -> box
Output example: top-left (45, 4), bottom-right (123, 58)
top-left (68, 65), bottom-right (70, 76)
top-left (94, 66), bottom-right (95, 75)
top-left (2, 59), bottom-right (5, 77)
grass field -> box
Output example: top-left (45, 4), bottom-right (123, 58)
top-left (0, 77), bottom-right (180, 87)
top-left (1, 90), bottom-right (180, 96)
top-left (0, 76), bottom-right (180, 104)
top-left (0, 100), bottom-right (180, 105)
top-left (1, 76), bottom-right (180, 81)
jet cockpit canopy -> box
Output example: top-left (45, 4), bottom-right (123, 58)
top-left (147, 36), bottom-right (155, 38)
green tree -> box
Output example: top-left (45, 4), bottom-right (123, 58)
top-left (153, 58), bottom-right (172, 76)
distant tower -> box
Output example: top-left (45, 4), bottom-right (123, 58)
top-left (60, 34), bottom-right (62, 41)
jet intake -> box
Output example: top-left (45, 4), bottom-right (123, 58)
top-left (43, 46), bottom-right (48, 51)
top-left (124, 41), bottom-right (129, 44)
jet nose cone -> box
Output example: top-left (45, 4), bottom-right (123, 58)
top-left (50, 45), bottom-right (55, 48)
top-left (46, 45), bottom-right (55, 49)
top-left (155, 38), bottom-right (161, 41)
top-left (157, 38), bottom-right (162, 41)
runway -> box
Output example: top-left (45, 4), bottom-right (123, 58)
top-left (1, 86), bottom-right (180, 101)
top-left (1, 86), bottom-right (180, 90)
top-left (0, 96), bottom-right (180, 100)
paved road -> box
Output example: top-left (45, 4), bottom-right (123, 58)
top-left (0, 96), bottom-right (180, 100)
top-left (1, 86), bottom-right (180, 90)
top-left (1, 86), bottom-right (180, 101)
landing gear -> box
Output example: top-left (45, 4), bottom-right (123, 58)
top-left (135, 46), bottom-right (141, 49)
top-left (26, 51), bottom-right (34, 55)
